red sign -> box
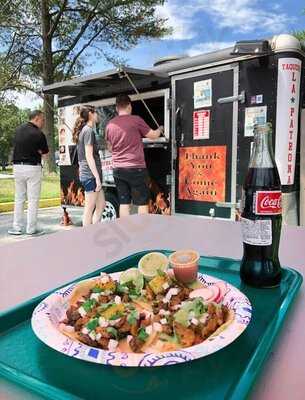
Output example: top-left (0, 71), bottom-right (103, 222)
top-left (178, 146), bottom-right (226, 203)
top-left (101, 158), bottom-right (113, 172)
top-left (193, 110), bottom-right (210, 139)
top-left (255, 191), bottom-right (282, 215)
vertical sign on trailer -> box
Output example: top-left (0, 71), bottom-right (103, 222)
top-left (275, 58), bottom-right (301, 185)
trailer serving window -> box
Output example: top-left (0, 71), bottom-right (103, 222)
top-left (90, 89), bottom-right (170, 143)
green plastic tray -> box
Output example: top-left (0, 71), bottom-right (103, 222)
top-left (0, 251), bottom-right (302, 400)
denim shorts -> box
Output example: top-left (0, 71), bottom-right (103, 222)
top-left (80, 177), bottom-right (97, 192)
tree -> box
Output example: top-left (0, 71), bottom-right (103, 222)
top-left (294, 30), bottom-right (305, 42)
top-left (0, 102), bottom-right (28, 170)
top-left (293, 7), bottom-right (305, 44)
top-left (0, 0), bottom-right (170, 171)
top-left (0, 57), bottom-right (24, 95)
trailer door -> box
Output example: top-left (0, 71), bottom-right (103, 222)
top-left (172, 64), bottom-right (239, 219)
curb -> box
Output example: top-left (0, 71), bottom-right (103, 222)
top-left (0, 198), bottom-right (61, 213)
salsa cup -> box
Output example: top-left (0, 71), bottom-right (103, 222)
top-left (169, 250), bottom-right (200, 283)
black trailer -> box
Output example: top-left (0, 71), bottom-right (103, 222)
top-left (43, 34), bottom-right (305, 225)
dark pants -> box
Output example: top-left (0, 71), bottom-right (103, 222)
top-left (113, 168), bottom-right (150, 206)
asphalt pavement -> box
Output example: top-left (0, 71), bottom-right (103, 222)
top-left (0, 207), bottom-right (83, 245)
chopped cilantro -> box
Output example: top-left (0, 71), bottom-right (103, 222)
top-left (174, 298), bottom-right (207, 326)
top-left (116, 283), bottom-right (129, 294)
top-left (193, 298), bottom-right (207, 317)
top-left (128, 286), bottom-right (141, 297)
top-left (157, 268), bottom-right (166, 277)
top-left (137, 327), bottom-right (149, 342)
top-left (106, 327), bottom-right (118, 339)
top-left (83, 299), bottom-right (96, 312)
top-left (86, 318), bottom-right (99, 331)
top-left (127, 310), bottom-right (138, 325)
top-left (92, 286), bottom-right (103, 293)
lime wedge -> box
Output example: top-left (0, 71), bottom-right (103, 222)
top-left (138, 252), bottom-right (169, 280)
top-left (119, 268), bottom-right (144, 291)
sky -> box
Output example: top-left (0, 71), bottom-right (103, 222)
top-left (15, 0), bottom-right (305, 109)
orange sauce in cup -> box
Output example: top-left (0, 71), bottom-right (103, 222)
top-left (169, 250), bottom-right (199, 283)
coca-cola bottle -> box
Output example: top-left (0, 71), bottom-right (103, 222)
top-left (240, 123), bottom-right (282, 288)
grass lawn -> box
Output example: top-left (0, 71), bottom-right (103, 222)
top-left (0, 166), bottom-right (13, 175)
top-left (0, 173), bottom-right (60, 203)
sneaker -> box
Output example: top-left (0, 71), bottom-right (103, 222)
top-left (26, 230), bottom-right (45, 236)
top-left (8, 229), bottom-right (23, 236)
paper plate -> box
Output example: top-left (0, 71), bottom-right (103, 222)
top-left (31, 271), bottom-right (252, 367)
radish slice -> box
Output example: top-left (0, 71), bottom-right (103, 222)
top-left (189, 287), bottom-right (214, 301)
top-left (214, 281), bottom-right (227, 303)
top-left (167, 269), bottom-right (175, 278)
top-left (209, 285), bottom-right (220, 302)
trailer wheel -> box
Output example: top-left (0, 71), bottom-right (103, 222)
top-left (102, 191), bottom-right (119, 221)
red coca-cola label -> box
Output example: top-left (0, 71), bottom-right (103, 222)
top-left (254, 191), bottom-right (282, 215)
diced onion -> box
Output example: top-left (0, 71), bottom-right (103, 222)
top-left (90, 293), bottom-right (100, 301)
top-left (98, 317), bottom-right (108, 328)
top-left (78, 306), bottom-right (87, 317)
top-left (100, 275), bottom-right (110, 284)
top-left (145, 325), bottom-right (153, 335)
top-left (108, 339), bottom-right (118, 351)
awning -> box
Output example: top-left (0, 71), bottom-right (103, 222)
top-left (42, 67), bottom-right (169, 98)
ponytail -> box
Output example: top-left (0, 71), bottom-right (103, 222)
top-left (72, 105), bottom-right (96, 144)
top-left (72, 117), bottom-right (86, 144)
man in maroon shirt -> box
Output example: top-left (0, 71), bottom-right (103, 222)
top-left (106, 94), bottom-right (163, 217)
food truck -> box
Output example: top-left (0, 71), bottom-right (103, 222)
top-left (42, 34), bottom-right (305, 225)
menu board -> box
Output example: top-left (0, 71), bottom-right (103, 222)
top-left (193, 110), bottom-right (210, 139)
top-left (178, 146), bottom-right (227, 203)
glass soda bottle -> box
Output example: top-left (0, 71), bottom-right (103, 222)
top-left (240, 123), bottom-right (282, 288)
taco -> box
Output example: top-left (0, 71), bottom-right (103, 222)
top-left (60, 268), bottom-right (233, 354)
